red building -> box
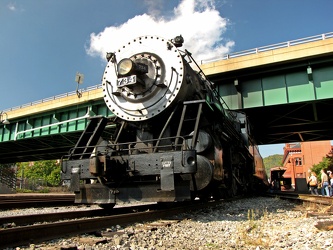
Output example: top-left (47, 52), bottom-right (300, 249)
top-left (282, 141), bottom-right (332, 189)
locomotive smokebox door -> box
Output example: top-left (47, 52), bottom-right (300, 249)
top-left (160, 156), bottom-right (175, 191)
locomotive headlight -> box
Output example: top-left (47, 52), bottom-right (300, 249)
top-left (117, 58), bottom-right (134, 76)
top-left (117, 58), bottom-right (149, 77)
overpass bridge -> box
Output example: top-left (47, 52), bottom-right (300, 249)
top-left (1, 32), bottom-right (333, 164)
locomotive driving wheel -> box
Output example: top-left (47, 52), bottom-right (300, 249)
top-left (99, 203), bottom-right (116, 209)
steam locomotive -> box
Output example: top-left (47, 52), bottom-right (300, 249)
top-left (61, 35), bottom-right (268, 206)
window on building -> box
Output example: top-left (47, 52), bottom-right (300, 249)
top-left (295, 157), bottom-right (302, 166)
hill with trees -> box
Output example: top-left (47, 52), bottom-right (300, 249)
top-left (263, 154), bottom-right (283, 175)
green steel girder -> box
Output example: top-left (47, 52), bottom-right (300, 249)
top-left (216, 56), bottom-right (333, 110)
top-left (209, 54), bottom-right (333, 145)
top-left (0, 100), bottom-right (113, 143)
top-left (0, 100), bottom-right (116, 163)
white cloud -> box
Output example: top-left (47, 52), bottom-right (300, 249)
top-left (7, 3), bottom-right (17, 11)
top-left (86, 0), bottom-right (234, 62)
top-left (7, 2), bottom-right (24, 12)
top-left (143, 0), bottom-right (164, 17)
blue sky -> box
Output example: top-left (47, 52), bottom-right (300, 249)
top-left (1, 0), bottom-right (333, 157)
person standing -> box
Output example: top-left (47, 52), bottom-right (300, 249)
top-left (308, 172), bottom-right (319, 195)
top-left (321, 169), bottom-right (329, 196)
top-left (328, 171), bottom-right (333, 197)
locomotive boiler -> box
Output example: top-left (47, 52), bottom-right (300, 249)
top-left (61, 35), bottom-right (268, 206)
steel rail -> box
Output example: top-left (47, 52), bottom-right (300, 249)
top-left (0, 209), bottom-right (105, 227)
top-left (0, 201), bottom-right (220, 248)
top-left (0, 203), bottom-right (161, 227)
top-left (265, 192), bottom-right (333, 206)
top-left (0, 194), bottom-right (75, 209)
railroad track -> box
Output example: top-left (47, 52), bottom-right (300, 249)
top-left (266, 191), bottom-right (333, 231)
top-left (7, 193), bottom-right (330, 248)
top-left (0, 193), bottom-right (75, 209)
top-left (266, 192), bottom-right (333, 206)
top-left (0, 203), bottom-right (160, 227)
top-left (2, 194), bottom-right (332, 248)
top-left (0, 201), bottom-right (220, 248)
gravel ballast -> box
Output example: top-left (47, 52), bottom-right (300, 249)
top-left (3, 196), bottom-right (333, 250)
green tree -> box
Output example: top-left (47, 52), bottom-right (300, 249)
top-left (46, 167), bottom-right (61, 186)
top-left (263, 154), bottom-right (283, 174)
top-left (310, 157), bottom-right (331, 182)
top-left (17, 160), bottom-right (61, 186)
top-left (325, 148), bottom-right (333, 171)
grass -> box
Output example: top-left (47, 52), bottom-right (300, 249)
top-left (236, 208), bottom-right (272, 248)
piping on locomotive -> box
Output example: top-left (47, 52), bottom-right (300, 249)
top-left (61, 35), bottom-right (268, 206)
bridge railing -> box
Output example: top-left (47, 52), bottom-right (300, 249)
top-left (201, 31), bottom-right (333, 63)
top-left (3, 84), bottom-right (103, 113)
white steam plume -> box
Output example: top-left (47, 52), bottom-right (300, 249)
top-left (86, 0), bottom-right (234, 62)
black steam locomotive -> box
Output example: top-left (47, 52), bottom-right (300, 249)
top-left (61, 35), bottom-right (268, 206)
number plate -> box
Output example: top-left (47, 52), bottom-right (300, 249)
top-left (117, 75), bottom-right (137, 87)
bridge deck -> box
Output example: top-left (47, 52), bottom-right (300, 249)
top-left (1, 33), bottom-right (333, 163)
top-left (201, 36), bottom-right (333, 75)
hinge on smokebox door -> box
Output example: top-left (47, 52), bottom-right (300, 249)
top-left (160, 156), bottom-right (175, 191)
